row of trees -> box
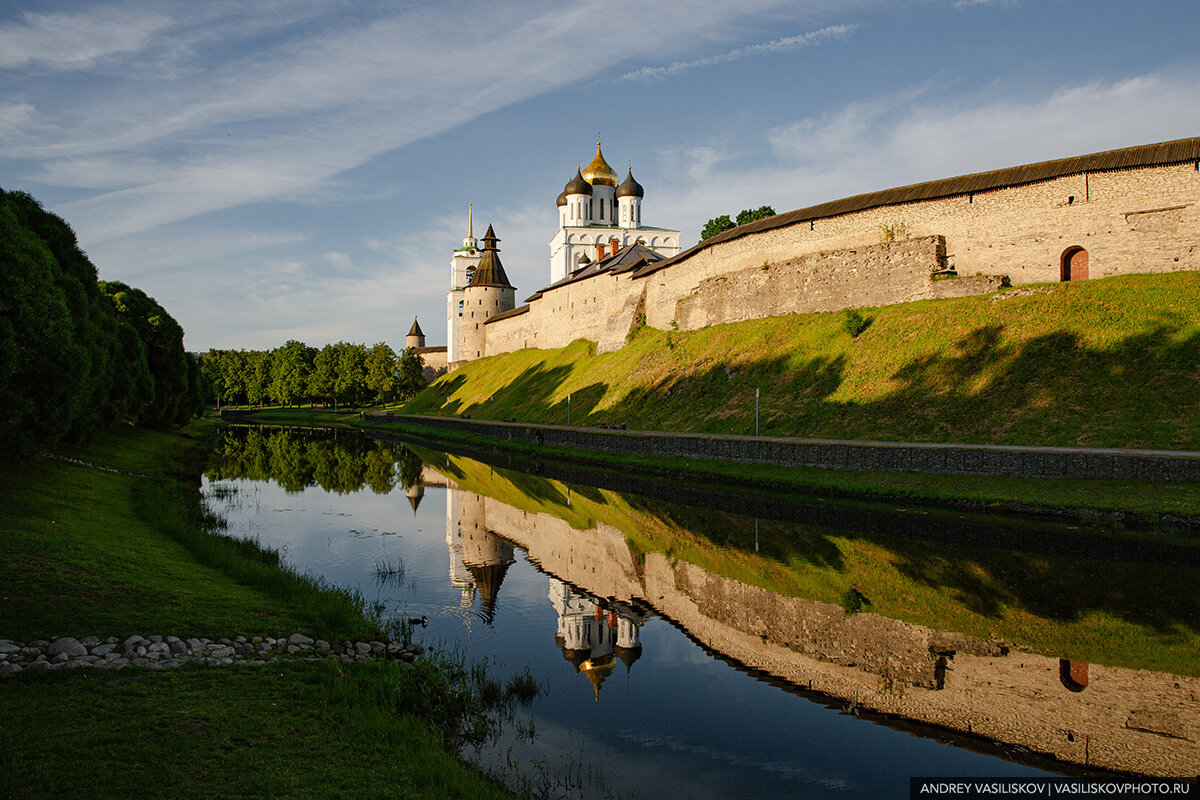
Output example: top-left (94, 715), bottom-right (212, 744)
top-left (700, 205), bottom-right (777, 241)
top-left (200, 340), bottom-right (426, 409)
top-left (1, 189), bottom-right (201, 458)
top-left (207, 427), bottom-right (423, 495)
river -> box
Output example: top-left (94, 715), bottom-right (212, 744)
top-left (202, 426), bottom-right (1199, 799)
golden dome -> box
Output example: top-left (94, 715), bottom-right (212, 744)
top-left (582, 141), bottom-right (618, 187)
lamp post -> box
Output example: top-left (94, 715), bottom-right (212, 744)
top-left (755, 387), bottom-right (760, 436)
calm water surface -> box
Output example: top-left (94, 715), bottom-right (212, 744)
top-left (202, 427), bottom-right (1199, 799)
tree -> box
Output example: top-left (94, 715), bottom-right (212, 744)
top-left (334, 342), bottom-right (367, 407)
top-left (244, 350), bottom-right (272, 407)
top-left (309, 344), bottom-right (337, 406)
top-left (700, 214), bottom-right (734, 241)
top-left (101, 281), bottom-right (190, 423)
top-left (736, 205), bottom-right (775, 226)
top-left (270, 340), bottom-right (316, 406)
top-left (395, 348), bottom-right (427, 401)
top-left (700, 206), bottom-right (777, 240)
top-left (364, 342), bottom-right (397, 405)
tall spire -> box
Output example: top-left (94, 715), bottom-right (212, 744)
top-left (463, 202), bottom-right (477, 249)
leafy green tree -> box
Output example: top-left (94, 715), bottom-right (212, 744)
top-left (0, 191), bottom-right (83, 455)
top-left (244, 350), bottom-right (272, 407)
top-left (271, 340), bottom-right (316, 406)
top-left (364, 342), bottom-right (397, 405)
top-left (735, 205), bottom-right (775, 226)
top-left (701, 206), bottom-right (777, 240)
top-left (101, 281), bottom-right (190, 423)
top-left (396, 348), bottom-right (428, 401)
top-left (700, 214), bottom-right (735, 241)
top-left (309, 344), bottom-right (338, 407)
top-left (334, 342), bottom-right (367, 407)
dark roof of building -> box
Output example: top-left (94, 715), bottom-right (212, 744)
top-left (484, 304), bottom-right (529, 324)
top-left (632, 135), bottom-right (1200, 279)
top-left (407, 318), bottom-right (424, 337)
top-left (467, 224), bottom-right (515, 289)
top-left (616, 168), bottom-right (644, 199)
top-left (564, 168), bottom-right (593, 196)
top-left (526, 243), bottom-right (665, 302)
top-left (411, 345), bottom-right (447, 354)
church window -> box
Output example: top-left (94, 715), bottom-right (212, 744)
top-left (458, 300), bottom-right (463, 316)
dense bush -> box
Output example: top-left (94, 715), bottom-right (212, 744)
top-left (0, 188), bottom-right (199, 458)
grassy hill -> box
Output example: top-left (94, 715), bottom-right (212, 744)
top-left (406, 272), bottom-right (1200, 451)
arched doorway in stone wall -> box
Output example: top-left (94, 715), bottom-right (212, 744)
top-left (1061, 247), bottom-right (1089, 281)
top-left (1059, 659), bottom-right (1089, 692)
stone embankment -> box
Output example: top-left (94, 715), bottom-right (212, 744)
top-left (0, 633), bottom-right (424, 674)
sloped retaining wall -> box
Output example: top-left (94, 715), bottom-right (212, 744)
top-left (394, 416), bottom-right (1200, 482)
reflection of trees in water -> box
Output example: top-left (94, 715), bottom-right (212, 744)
top-left (207, 427), bottom-right (425, 495)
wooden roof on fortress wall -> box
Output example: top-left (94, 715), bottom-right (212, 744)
top-left (633, 136), bottom-right (1200, 279)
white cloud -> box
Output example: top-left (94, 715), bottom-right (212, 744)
top-left (0, 6), bottom-right (171, 70)
top-left (652, 66), bottom-right (1200, 247)
top-left (618, 25), bottom-right (857, 82)
top-left (2, 0), bottom-right (849, 244)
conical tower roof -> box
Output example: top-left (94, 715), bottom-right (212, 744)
top-left (467, 224), bottom-right (515, 289)
top-left (582, 141), bottom-right (618, 187)
top-left (407, 318), bottom-right (424, 337)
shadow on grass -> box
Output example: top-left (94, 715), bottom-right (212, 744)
top-left (406, 321), bottom-right (1200, 449)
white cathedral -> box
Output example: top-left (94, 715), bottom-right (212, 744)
top-left (445, 142), bottom-right (681, 363)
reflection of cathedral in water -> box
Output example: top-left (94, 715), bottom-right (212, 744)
top-left (444, 488), bottom-right (515, 624)
top-left (550, 578), bottom-right (645, 702)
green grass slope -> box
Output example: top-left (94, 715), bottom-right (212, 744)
top-left (0, 423), bottom-right (514, 799)
top-left (406, 272), bottom-right (1200, 450)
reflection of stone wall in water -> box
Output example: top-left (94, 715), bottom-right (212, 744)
top-left (432, 477), bottom-right (1199, 776)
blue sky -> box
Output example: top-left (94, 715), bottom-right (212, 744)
top-left (2, 0), bottom-right (1198, 351)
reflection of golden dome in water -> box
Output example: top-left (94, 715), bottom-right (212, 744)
top-left (580, 654), bottom-right (616, 702)
top-left (582, 141), bottom-right (618, 187)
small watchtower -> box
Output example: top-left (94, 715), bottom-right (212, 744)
top-left (459, 224), bottom-right (516, 361)
top-left (406, 318), bottom-right (426, 350)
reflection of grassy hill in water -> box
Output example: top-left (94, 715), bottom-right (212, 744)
top-left (407, 272), bottom-right (1200, 450)
top-left (427, 450), bottom-right (1200, 678)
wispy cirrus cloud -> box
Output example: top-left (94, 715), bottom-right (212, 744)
top-left (2, 0), bottom-right (837, 243)
top-left (0, 6), bottom-right (172, 70)
top-left (652, 66), bottom-right (1200, 245)
top-left (617, 24), bottom-right (857, 82)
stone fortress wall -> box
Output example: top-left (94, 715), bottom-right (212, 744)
top-left (434, 466), bottom-right (1199, 777)
top-left (473, 140), bottom-right (1199, 361)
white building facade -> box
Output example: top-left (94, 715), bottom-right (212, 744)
top-left (548, 142), bottom-right (681, 285)
top-left (445, 204), bottom-right (482, 364)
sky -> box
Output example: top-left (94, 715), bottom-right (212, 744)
top-left (2, 0), bottom-right (1199, 352)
